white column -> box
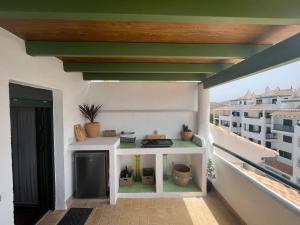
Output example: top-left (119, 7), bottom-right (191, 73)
top-left (197, 83), bottom-right (210, 142)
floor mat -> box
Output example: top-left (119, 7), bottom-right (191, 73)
top-left (57, 208), bottom-right (93, 225)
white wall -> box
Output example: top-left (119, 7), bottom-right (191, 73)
top-left (0, 28), bottom-right (89, 224)
top-left (210, 124), bottom-right (276, 164)
top-left (86, 82), bottom-right (198, 139)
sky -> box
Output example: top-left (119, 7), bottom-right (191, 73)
top-left (210, 60), bottom-right (300, 103)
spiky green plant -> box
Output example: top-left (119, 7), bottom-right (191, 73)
top-left (79, 104), bottom-right (102, 123)
top-left (207, 158), bottom-right (216, 180)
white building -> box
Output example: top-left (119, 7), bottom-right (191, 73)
top-left (214, 87), bottom-right (300, 183)
top-left (271, 111), bottom-right (300, 184)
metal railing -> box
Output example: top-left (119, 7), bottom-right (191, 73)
top-left (244, 115), bottom-right (261, 119)
top-left (273, 124), bottom-right (294, 133)
top-left (244, 129), bottom-right (260, 134)
top-left (265, 133), bottom-right (277, 139)
top-left (213, 143), bottom-right (300, 192)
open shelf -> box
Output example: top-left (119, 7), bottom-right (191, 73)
top-left (118, 181), bottom-right (156, 193)
top-left (163, 176), bottom-right (201, 193)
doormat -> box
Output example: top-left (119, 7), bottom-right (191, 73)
top-left (57, 208), bottom-right (93, 225)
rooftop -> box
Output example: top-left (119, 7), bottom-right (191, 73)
top-left (271, 110), bottom-right (300, 118)
top-left (232, 87), bottom-right (298, 101)
top-left (240, 167), bottom-right (300, 208)
top-left (264, 160), bottom-right (293, 176)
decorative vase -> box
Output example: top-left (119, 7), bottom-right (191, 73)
top-left (181, 131), bottom-right (193, 141)
top-left (85, 122), bottom-right (100, 138)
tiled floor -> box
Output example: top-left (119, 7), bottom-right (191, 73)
top-left (38, 190), bottom-right (242, 225)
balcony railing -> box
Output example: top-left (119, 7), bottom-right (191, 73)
top-left (265, 133), bottom-right (277, 139)
top-left (244, 129), bottom-right (260, 134)
top-left (244, 115), bottom-right (261, 119)
top-left (265, 118), bottom-right (271, 124)
top-left (273, 124), bottom-right (294, 133)
top-left (212, 143), bottom-right (300, 192)
top-left (221, 123), bottom-right (230, 127)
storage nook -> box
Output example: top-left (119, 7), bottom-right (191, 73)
top-left (115, 138), bottom-right (206, 200)
top-left (117, 154), bottom-right (156, 194)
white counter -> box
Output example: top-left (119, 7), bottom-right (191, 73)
top-left (68, 137), bottom-right (120, 151)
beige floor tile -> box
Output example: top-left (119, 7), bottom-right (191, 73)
top-left (38, 190), bottom-right (243, 225)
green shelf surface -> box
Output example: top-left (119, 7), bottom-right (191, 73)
top-left (118, 181), bottom-right (156, 193)
top-left (118, 139), bottom-right (199, 149)
top-left (163, 176), bottom-right (201, 192)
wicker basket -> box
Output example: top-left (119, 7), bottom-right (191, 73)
top-left (172, 163), bottom-right (191, 187)
top-left (142, 168), bottom-right (155, 185)
top-left (120, 131), bottom-right (136, 143)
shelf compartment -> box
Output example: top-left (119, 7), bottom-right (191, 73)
top-left (117, 154), bottom-right (156, 193)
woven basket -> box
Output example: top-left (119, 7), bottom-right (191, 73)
top-left (172, 163), bottom-right (191, 187)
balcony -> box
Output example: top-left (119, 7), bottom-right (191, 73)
top-left (265, 133), bottom-right (277, 139)
top-left (273, 124), bottom-right (294, 133)
top-left (210, 124), bottom-right (300, 225)
top-left (265, 118), bottom-right (271, 124)
top-left (244, 115), bottom-right (261, 119)
top-left (245, 129), bottom-right (260, 134)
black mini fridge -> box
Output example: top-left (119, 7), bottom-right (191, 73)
top-left (74, 151), bottom-right (108, 198)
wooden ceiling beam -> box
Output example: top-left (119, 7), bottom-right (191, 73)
top-left (203, 33), bottom-right (300, 88)
top-left (64, 62), bottom-right (230, 73)
top-left (1, 0), bottom-right (300, 25)
top-left (26, 41), bottom-right (270, 59)
top-left (83, 73), bottom-right (207, 81)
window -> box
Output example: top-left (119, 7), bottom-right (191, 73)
top-left (244, 101), bottom-right (247, 105)
top-left (272, 99), bottom-right (277, 104)
top-left (283, 135), bottom-right (292, 143)
top-left (297, 120), bottom-right (300, 126)
top-left (265, 141), bottom-right (271, 148)
top-left (278, 150), bottom-right (292, 160)
top-left (256, 99), bottom-right (262, 104)
top-left (283, 119), bottom-right (292, 126)
top-left (258, 140), bottom-right (261, 144)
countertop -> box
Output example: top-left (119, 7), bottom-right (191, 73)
top-left (118, 139), bottom-right (199, 149)
top-left (68, 137), bottom-right (120, 151)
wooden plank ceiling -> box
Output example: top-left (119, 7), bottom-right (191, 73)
top-left (0, 0), bottom-right (300, 85)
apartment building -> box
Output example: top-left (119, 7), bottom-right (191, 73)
top-left (214, 87), bottom-right (300, 183)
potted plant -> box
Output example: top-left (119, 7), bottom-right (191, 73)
top-left (79, 104), bottom-right (102, 138)
top-left (181, 124), bottom-right (193, 141)
top-left (207, 158), bottom-right (216, 192)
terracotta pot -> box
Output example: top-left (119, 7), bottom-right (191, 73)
top-left (181, 131), bottom-right (193, 141)
top-left (85, 122), bottom-right (100, 138)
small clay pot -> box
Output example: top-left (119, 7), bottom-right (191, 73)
top-left (85, 122), bottom-right (100, 138)
top-left (181, 131), bottom-right (193, 141)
